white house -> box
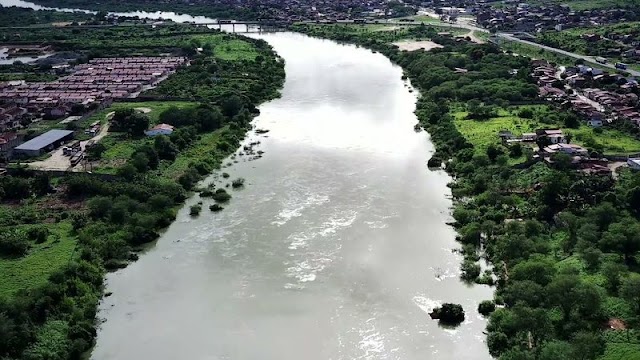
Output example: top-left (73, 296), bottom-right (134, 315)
top-left (628, 158), bottom-right (640, 170)
top-left (587, 118), bottom-right (603, 127)
top-left (144, 123), bottom-right (175, 137)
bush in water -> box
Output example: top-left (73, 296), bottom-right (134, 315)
top-left (189, 204), bottom-right (202, 216)
top-left (478, 300), bottom-right (496, 316)
top-left (430, 303), bottom-right (465, 325)
top-left (212, 189), bottom-right (232, 203)
top-left (231, 178), bottom-right (245, 188)
top-left (209, 204), bottom-right (224, 212)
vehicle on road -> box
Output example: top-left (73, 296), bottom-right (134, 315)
top-left (595, 57), bottom-right (607, 64)
top-left (615, 62), bottom-right (628, 70)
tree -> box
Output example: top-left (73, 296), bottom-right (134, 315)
top-left (487, 144), bottom-right (502, 162)
top-left (130, 152), bottom-right (149, 173)
top-left (539, 341), bottom-right (573, 360)
top-left (581, 247), bottom-right (602, 271)
top-left (546, 274), bottom-right (580, 320)
top-left (502, 280), bottom-right (545, 307)
top-left (620, 276), bottom-right (640, 315)
top-left (154, 136), bottom-right (178, 161)
top-left (87, 196), bottom-right (112, 219)
top-left (127, 113), bottom-right (150, 137)
top-left (86, 143), bottom-right (106, 161)
top-left (499, 349), bottom-right (535, 360)
top-left (509, 143), bottom-right (523, 158)
top-left (556, 212), bottom-right (579, 253)
top-left (571, 332), bottom-right (605, 360)
top-left (602, 261), bottom-right (627, 294)
top-left (116, 163), bottom-right (137, 181)
top-left (220, 95), bottom-right (244, 118)
top-left (599, 220), bottom-right (640, 264)
top-left (510, 259), bottom-right (555, 286)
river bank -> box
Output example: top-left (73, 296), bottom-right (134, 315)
top-left (292, 23), bottom-right (640, 360)
top-left (0, 25), bottom-right (285, 360)
top-left (90, 31), bottom-right (494, 360)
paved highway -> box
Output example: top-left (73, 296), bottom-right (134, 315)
top-left (496, 33), bottom-right (640, 77)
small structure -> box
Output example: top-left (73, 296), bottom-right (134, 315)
top-left (627, 158), bottom-right (640, 170)
top-left (522, 133), bottom-right (537, 142)
top-left (499, 130), bottom-right (515, 141)
top-left (544, 143), bottom-right (588, 156)
top-left (587, 118), bottom-right (603, 127)
top-left (538, 129), bottom-right (566, 144)
top-left (144, 123), bottom-right (175, 137)
top-left (13, 129), bottom-right (74, 157)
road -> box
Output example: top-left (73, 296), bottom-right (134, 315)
top-left (496, 33), bottom-right (640, 77)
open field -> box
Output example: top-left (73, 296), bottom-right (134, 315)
top-left (0, 221), bottom-right (76, 297)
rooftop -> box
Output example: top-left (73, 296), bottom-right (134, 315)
top-left (15, 129), bottom-right (73, 151)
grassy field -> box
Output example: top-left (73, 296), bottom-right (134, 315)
top-left (191, 34), bottom-right (259, 61)
top-left (452, 106), bottom-right (542, 150)
top-left (0, 221), bottom-right (76, 297)
top-left (453, 105), bottom-right (640, 155)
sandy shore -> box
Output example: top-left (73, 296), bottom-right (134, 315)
top-left (393, 40), bottom-right (444, 51)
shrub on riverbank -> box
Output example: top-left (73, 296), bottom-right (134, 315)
top-left (427, 155), bottom-right (442, 168)
top-left (478, 300), bottom-right (496, 316)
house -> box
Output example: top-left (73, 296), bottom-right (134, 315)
top-left (587, 113), bottom-right (604, 127)
top-left (144, 123), bottom-right (175, 136)
top-left (522, 132), bottom-right (537, 141)
top-left (628, 158), bottom-right (640, 170)
top-left (44, 105), bottom-right (68, 119)
top-left (544, 143), bottom-right (589, 156)
top-left (537, 129), bottom-right (566, 144)
top-left (0, 132), bottom-right (22, 160)
top-left (499, 130), bottom-right (515, 141)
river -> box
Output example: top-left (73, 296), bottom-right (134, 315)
top-left (1, 1), bottom-right (493, 359)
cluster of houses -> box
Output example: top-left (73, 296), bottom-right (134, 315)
top-left (475, 3), bottom-right (637, 32)
top-left (0, 56), bottom-right (186, 132)
top-left (0, 56), bottom-right (187, 161)
top-left (531, 60), bottom-right (640, 128)
top-left (0, 57), bottom-right (185, 107)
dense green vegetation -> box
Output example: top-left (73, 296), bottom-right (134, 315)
top-left (0, 25), bottom-right (284, 360)
top-left (23, 0), bottom-right (263, 21)
top-left (0, 6), bottom-right (93, 27)
top-left (295, 23), bottom-right (640, 360)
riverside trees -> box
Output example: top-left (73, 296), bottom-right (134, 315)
top-left (293, 23), bottom-right (640, 359)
